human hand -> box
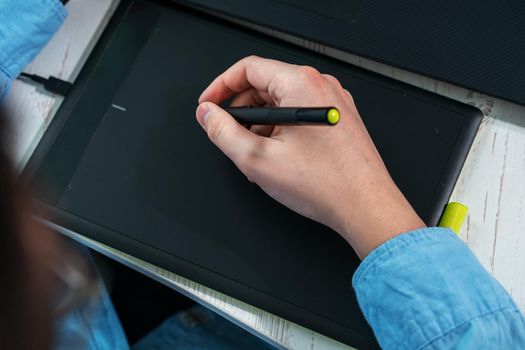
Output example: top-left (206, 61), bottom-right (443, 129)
top-left (196, 56), bottom-right (425, 258)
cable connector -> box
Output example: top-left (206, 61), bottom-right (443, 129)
top-left (18, 72), bottom-right (73, 97)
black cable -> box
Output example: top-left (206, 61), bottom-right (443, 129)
top-left (17, 72), bottom-right (73, 97)
top-left (61, 0), bottom-right (70, 5)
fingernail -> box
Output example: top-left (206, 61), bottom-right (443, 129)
top-left (196, 103), bottom-right (211, 129)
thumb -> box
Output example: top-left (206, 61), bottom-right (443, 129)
top-left (196, 102), bottom-right (265, 166)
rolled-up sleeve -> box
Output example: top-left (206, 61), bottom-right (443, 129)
top-left (0, 0), bottom-right (67, 99)
top-left (353, 227), bottom-right (525, 349)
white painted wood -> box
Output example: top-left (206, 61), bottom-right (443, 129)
top-left (4, 0), bottom-right (121, 171)
top-left (7, 1), bottom-right (525, 349)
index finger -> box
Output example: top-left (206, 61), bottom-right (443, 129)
top-left (198, 56), bottom-right (297, 104)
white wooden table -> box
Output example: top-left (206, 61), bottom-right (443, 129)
top-left (7, 1), bottom-right (525, 349)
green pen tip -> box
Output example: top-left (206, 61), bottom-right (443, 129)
top-left (327, 108), bottom-right (340, 125)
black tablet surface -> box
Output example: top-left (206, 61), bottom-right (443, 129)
top-left (179, 0), bottom-right (525, 106)
top-left (24, 0), bottom-right (481, 348)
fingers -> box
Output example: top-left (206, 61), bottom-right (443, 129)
top-left (229, 88), bottom-right (274, 107)
top-left (199, 56), bottom-right (296, 104)
top-left (196, 102), bottom-right (270, 174)
top-left (228, 90), bottom-right (275, 137)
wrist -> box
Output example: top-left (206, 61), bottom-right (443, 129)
top-left (332, 184), bottom-right (426, 259)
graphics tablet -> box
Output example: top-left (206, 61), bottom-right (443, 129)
top-left (24, 0), bottom-right (482, 348)
top-left (179, 0), bottom-right (525, 106)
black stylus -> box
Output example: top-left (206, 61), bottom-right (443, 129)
top-left (224, 107), bottom-right (340, 125)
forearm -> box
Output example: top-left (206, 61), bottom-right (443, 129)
top-left (353, 227), bottom-right (525, 349)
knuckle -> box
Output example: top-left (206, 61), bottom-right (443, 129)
top-left (296, 66), bottom-right (323, 84)
top-left (242, 55), bottom-right (261, 64)
top-left (344, 89), bottom-right (356, 103)
top-left (239, 148), bottom-right (259, 169)
top-left (238, 142), bottom-right (265, 177)
top-left (323, 74), bottom-right (342, 88)
top-left (206, 117), bottom-right (225, 142)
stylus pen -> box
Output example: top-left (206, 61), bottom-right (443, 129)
top-left (224, 107), bottom-right (340, 125)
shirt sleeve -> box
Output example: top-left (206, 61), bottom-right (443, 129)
top-left (352, 227), bottom-right (525, 349)
top-left (0, 68), bottom-right (10, 100)
top-left (0, 0), bottom-right (67, 99)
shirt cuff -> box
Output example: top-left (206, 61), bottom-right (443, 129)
top-left (352, 227), bottom-right (518, 349)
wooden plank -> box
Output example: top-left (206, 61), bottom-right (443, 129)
top-left (4, 0), bottom-right (121, 171)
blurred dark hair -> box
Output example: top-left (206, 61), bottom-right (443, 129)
top-left (0, 108), bottom-right (53, 349)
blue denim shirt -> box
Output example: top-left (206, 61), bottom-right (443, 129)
top-left (0, 0), bottom-right (66, 99)
top-left (354, 227), bottom-right (525, 349)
